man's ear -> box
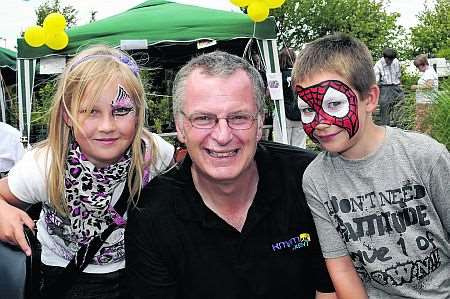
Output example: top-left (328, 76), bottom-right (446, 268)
top-left (256, 114), bottom-right (265, 142)
top-left (363, 84), bottom-right (380, 113)
top-left (175, 118), bottom-right (186, 144)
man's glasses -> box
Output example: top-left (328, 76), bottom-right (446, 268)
top-left (181, 111), bottom-right (258, 130)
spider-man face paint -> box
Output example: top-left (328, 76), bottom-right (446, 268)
top-left (295, 80), bottom-right (359, 142)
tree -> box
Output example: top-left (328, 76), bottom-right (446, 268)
top-left (35, 0), bottom-right (78, 28)
top-left (410, 0), bottom-right (450, 56)
top-left (272, 0), bottom-right (401, 58)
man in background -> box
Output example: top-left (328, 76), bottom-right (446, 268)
top-left (373, 47), bottom-right (404, 125)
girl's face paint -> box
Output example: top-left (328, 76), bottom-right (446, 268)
top-left (111, 85), bottom-right (135, 118)
top-left (295, 80), bottom-right (360, 142)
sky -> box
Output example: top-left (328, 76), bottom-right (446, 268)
top-left (0, 0), bottom-right (436, 50)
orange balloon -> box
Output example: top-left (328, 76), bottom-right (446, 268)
top-left (248, 1), bottom-right (269, 22)
top-left (24, 25), bottom-right (47, 47)
top-left (46, 31), bottom-right (69, 50)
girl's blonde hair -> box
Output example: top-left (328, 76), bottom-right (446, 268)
top-left (37, 44), bottom-right (157, 215)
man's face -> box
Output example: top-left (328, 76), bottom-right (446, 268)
top-left (384, 57), bottom-right (393, 65)
top-left (176, 69), bottom-right (262, 183)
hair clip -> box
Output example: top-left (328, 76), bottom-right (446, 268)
top-left (118, 55), bottom-right (140, 77)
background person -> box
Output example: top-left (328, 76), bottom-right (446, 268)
top-left (293, 33), bottom-right (449, 299)
top-left (273, 47), bottom-right (307, 148)
top-left (373, 47), bottom-right (404, 125)
top-left (125, 51), bottom-right (335, 299)
top-left (0, 122), bottom-right (25, 178)
top-left (0, 45), bottom-right (174, 299)
top-left (411, 54), bottom-right (439, 132)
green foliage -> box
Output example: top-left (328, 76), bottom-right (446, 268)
top-left (140, 68), bottom-right (174, 134)
top-left (35, 0), bottom-right (78, 28)
top-left (272, 0), bottom-right (402, 56)
top-left (33, 80), bottom-right (56, 126)
top-left (410, 0), bottom-right (450, 56)
top-left (436, 47), bottom-right (450, 60)
top-left (401, 67), bottom-right (420, 89)
top-left (146, 95), bottom-right (173, 134)
top-left (424, 78), bottom-right (450, 148)
top-left (391, 92), bottom-right (416, 131)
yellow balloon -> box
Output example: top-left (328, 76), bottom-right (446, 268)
top-left (247, 1), bottom-right (269, 22)
top-left (263, 0), bottom-right (285, 8)
top-left (46, 31), bottom-right (69, 50)
top-left (24, 25), bottom-right (47, 47)
top-left (43, 12), bottom-right (67, 32)
top-left (230, 0), bottom-right (252, 7)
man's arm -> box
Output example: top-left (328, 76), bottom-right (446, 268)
top-left (125, 206), bottom-right (177, 299)
top-left (325, 256), bottom-right (368, 299)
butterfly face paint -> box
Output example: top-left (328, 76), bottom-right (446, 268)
top-left (111, 85), bottom-right (135, 118)
top-left (295, 80), bottom-right (359, 142)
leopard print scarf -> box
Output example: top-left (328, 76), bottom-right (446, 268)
top-left (65, 141), bottom-right (131, 245)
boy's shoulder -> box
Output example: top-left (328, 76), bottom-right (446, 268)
top-left (389, 127), bottom-right (446, 156)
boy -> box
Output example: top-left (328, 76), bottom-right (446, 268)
top-left (292, 33), bottom-right (450, 298)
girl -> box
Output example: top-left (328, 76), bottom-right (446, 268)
top-left (0, 45), bottom-right (174, 298)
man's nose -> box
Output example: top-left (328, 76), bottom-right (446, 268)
top-left (210, 118), bottom-right (233, 144)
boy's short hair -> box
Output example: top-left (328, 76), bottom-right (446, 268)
top-left (292, 33), bottom-right (376, 98)
top-left (382, 48), bottom-right (397, 59)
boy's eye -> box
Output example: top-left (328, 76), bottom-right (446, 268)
top-left (113, 107), bottom-right (134, 116)
top-left (322, 88), bottom-right (350, 117)
top-left (301, 107), bottom-right (315, 114)
top-left (328, 101), bottom-right (343, 109)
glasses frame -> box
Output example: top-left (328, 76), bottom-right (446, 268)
top-left (181, 111), bottom-right (258, 130)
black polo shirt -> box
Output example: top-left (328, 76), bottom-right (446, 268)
top-left (125, 142), bottom-right (334, 298)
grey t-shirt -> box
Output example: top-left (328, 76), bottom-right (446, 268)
top-left (303, 126), bottom-right (450, 298)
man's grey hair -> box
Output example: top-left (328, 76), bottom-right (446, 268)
top-left (172, 51), bottom-right (266, 119)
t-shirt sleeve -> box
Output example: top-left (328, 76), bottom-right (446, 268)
top-left (428, 146), bottom-right (450, 233)
top-left (8, 149), bottom-right (48, 205)
top-left (303, 167), bottom-right (349, 259)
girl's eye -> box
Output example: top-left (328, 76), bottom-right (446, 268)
top-left (113, 107), bottom-right (134, 116)
top-left (79, 109), bottom-right (98, 116)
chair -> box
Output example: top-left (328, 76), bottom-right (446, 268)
top-left (0, 227), bottom-right (41, 299)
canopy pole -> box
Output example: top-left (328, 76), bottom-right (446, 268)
top-left (258, 39), bottom-right (287, 144)
top-left (17, 58), bottom-right (36, 147)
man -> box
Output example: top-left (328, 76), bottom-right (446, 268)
top-left (373, 48), bottom-right (404, 125)
top-left (0, 122), bottom-right (25, 178)
top-left (125, 51), bottom-right (335, 299)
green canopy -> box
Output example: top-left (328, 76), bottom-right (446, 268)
top-left (17, 0), bottom-right (276, 59)
top-left (0, 47), bottom-right (16, 70)
top-left (16, 0), bottom-right (288, 145)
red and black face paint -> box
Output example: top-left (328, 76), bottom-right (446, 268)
top-left (295, 80), bottom-right (359, 143)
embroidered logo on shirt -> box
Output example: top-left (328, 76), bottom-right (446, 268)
top-left (271, 233), bottom-right (311, 252)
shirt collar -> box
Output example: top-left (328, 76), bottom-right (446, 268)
top-left (174, 143), bottom-right (280, 225)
